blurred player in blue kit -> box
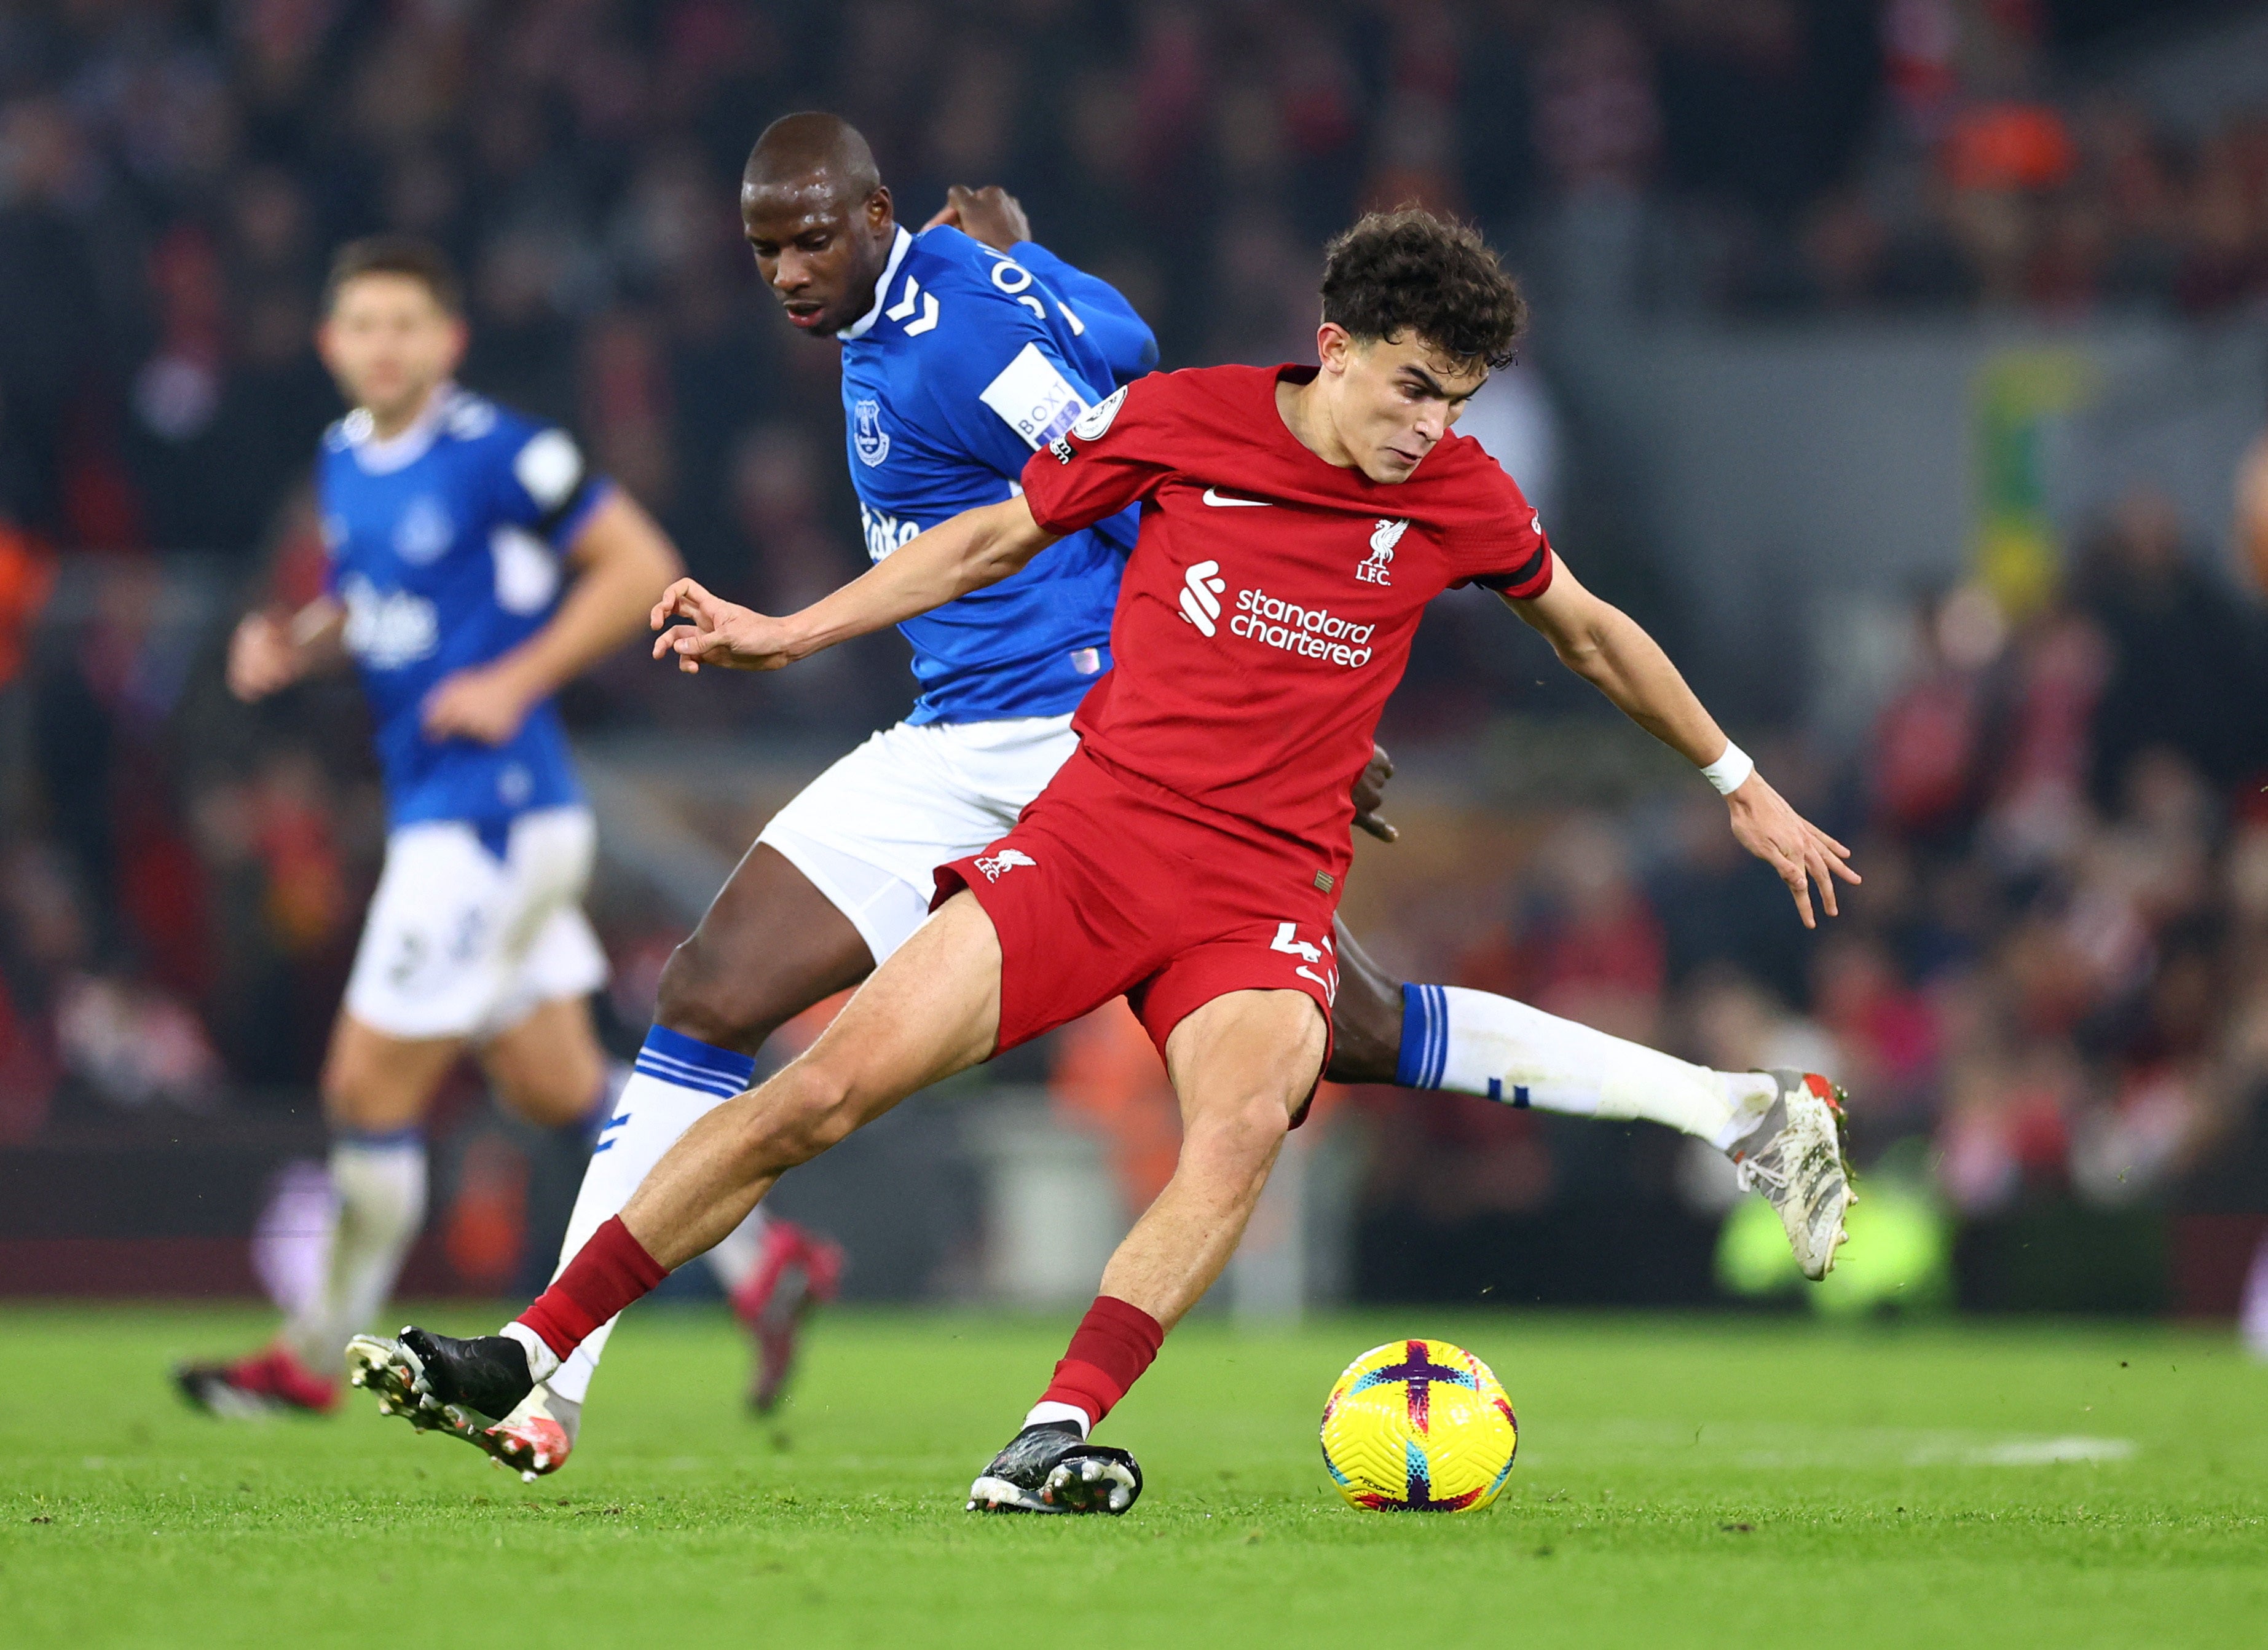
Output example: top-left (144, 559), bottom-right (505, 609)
top-left (175, 238), bottom-right (683, 1416)
top-left (366, 115), bottom-right (1850, 1483)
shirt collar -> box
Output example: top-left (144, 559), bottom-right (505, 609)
top-left (837, 227), bottom-right (913, 342)
top-left (346, 384), bottom-right (455, 475)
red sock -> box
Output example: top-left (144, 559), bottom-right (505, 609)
top-left (517, 1216), bottom-right (669, 1359)
top-left (1037, 1295), bottom-right (1165, 1430)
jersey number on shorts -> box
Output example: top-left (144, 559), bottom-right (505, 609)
top-left (1271, 922), bottom-right (1338, 1006)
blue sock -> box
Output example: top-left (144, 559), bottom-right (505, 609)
top-left (605, 1025), bottom-right (758, 1155)
top-left (1395, 982), bottom-right (1452, 1090)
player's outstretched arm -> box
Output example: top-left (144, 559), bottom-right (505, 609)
top-left (653, 496), bottom-right (1057, 673)
top-left (1504, 556), bottom-right (1859, 928)
top-left (423, 490), bottom-right (683, 744)
top-left (227, 596), bottom-right (344, 703)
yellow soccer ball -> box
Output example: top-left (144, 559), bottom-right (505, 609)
top-left (1319, 1339), bottom-right (1518, 1512)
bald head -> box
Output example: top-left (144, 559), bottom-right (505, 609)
top-left (744, 112), bottom-right (882, 206)
top-left (740, 111), bottom-right (899, 337)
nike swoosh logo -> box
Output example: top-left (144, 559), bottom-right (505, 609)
top-left (1202, 488), bottom-right (1270, 507)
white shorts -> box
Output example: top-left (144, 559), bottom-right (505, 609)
top-left (343, 805), bottom-right (609, 1042)
top-left (758, 714), bottom-right (1081, 965)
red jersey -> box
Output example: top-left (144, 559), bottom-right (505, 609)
top-left (1018, 362), bottom-right (1553, 880)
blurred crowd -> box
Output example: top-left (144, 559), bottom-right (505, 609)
top-left (0, 1), bottom-right (2259, 570)
top-left (1358, 482), bottom-right (2268, 1301)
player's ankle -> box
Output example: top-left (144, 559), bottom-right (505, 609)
top-left (1714, 1072), bottom-right (1779, 1153)
top-left (1022, 1400), bottom-right (1093, 1437)
top-left (1031, 1295), bottom-right (1164, 1435)
top-left (501, 1322), bottom-right (562, 1383)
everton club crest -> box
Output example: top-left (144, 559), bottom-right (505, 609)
top-left (853, 397), bottom-right (889, 467)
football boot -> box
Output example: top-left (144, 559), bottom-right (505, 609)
top-left (471, 1391), bottom-right (578, 1481)
top-left (1728, 1069), bottom-right (1856, 1281)
top-left (731, 1218), bottom-right (846, 1414)
top-left (349, 1336), bottom-right (578, 1482)
top-left (967, 1420), bottom-right (1143, 1515)
top-left (347, 1326), bottom-right (538, 1440)
top-left (174, 1343), bottom-right (338, 1418)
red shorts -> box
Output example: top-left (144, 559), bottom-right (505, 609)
top-left (933, 748), bottom-right (1340, 1100)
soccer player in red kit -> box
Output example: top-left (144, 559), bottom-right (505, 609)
top-left (352, 210), bottom-right (1857, 1514)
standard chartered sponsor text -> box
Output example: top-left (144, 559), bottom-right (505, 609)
top-left (1230, 586), bottom-right (1374, 668)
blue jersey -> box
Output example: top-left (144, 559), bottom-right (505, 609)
top-left (837, 225), bottom-right (1158, 723)
top-left (317, 387), bottom-right (612, 830)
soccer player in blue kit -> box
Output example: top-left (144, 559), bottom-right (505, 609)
top-left (363, 113), bottom-right (1852, 1483)
top-left (175, 239), bottom-right (683, 1416)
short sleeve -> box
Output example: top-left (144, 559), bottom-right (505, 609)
top-left (1443, 447), bottom-right (1554, 600)
top-left (1017, 373), bottom-right (1179, 537)
top-left (920, 301), bottom-right (1111, 482)
top-left (492, 424), bottom-right (610, 551)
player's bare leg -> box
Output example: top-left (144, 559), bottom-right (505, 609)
top-left (1326, 920), bottom-right (1851, 1278)
top-left (657, 842), bottom-right (879, 1052)
top-left (970, 988), bottom-right (1327, 1515)
top-left (652, 847), bottom-right (876, 1407)
top-left (179, 1015), bottom-right (459, 1417)
top-left (1322, 918), bottom-right (1403, 1083)
top-left (479, 995), bottom-right (607, 1129)
top-left (618, 891), bottom-right (1001, 1265)
top-left (1097, 990), bottom-right (1327, 1328)
top-left (352, 893), bottom-right (1003, 1447)
top-left (554, 845), bottom-right (863, 1401)
top-left (376, 843), bottom-right (868, 1475)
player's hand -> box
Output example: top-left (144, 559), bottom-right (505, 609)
top-left (422, 662), bottom-right (537, 746)
top-left (649, 577), bottom-right (798, 673)
top-left (923, 184), bottom-right (1032, 253)
top-left (1725, 773), bottom-right (1859, 930)
top-left (227, 610), bottom-right (302, 703)
top-left (1352, 741), bottom-right (1399, 843)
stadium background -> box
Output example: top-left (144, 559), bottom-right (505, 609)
top-left (2, 0), bottom-right (2267, 1325)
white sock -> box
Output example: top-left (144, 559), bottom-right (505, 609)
top-left (705, 1206), bottom-right (771, 1298)
top-left (501, 1320), bottom-right (562, 1383)
top-left (539, 1026), bottom-right (755, 1405)
top-left (1023, 1400), bottom-right (1092, 1436)
top-left (1398, 984), bottom-right (1775, 1150)
top-left (283, 1129), bottom-right (427, 1370)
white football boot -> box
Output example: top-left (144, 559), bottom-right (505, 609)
top-left (1727, 1070), bottom-right (1855, 1281)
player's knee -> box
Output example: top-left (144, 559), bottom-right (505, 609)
top-left (1325, 959), bottom-right (1403, 1086)
top-left (319, 1057), bottom-right (392, 1132)
top-left (654, 933), bottom-right (776, 1051)
top-left (494, 1056), bottom-right (600, 1128)
top-left (1187, 1090), bottom-right (1293, 1169)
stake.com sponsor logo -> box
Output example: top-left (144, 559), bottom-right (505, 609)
top-left (1176, 559), bottom-right (1376, 668)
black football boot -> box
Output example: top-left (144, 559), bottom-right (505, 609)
top-left (966, 1419), bottom-right (1143, 1514)
top-left (346, 1327), bottom-right (538, 1429)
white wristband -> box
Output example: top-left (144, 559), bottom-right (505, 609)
top-left (1701, 741), bottom-right (1754, 797)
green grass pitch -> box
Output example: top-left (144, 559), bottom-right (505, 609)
top-left (4, 1304), bottom-right (2266, 1649)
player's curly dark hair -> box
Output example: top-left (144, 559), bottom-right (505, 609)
top-left (1320, 208), bottom-right (1526, 373)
